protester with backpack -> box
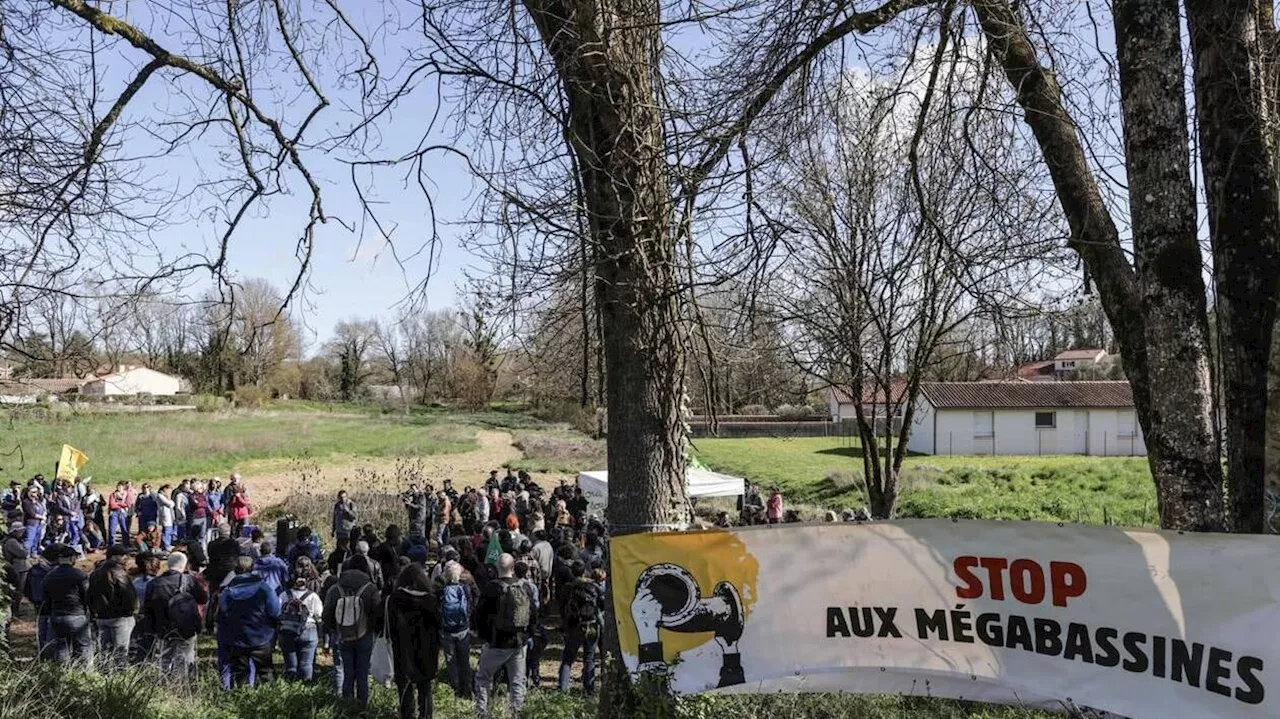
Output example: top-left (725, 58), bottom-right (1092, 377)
top-left (142, 551), bottom-right (208, 679)
top-left (559, 560), bottom-right (602, 694)
top-left (473, 553), bottom-right (531, 718)
top-left (322, 554), bottom-right (382, 705)
top-left (279, 572), bottom-right (324, 681)
top-left (87, 545), bottom-right (138, 671)
top-left (216, 554), bottom-right (281, 687)
top-left (436, 560), bottom-right (474, 698)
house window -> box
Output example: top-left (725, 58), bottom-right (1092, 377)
top-left (1118, 410), bottom-right (1137, 438)
top-left (974, 411), bottom-right (994, 438)
top-left (1035, 411), bottom-right (1056, 429)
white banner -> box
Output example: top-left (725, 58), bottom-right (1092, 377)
top-left (609, 520), bottom-right (1280, 718)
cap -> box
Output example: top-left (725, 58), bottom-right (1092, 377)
top-left (407, 545), bottom-right (428, 563)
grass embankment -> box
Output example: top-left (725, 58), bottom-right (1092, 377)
top-left (0, 662), bottom-right (1056, 719)
top-left (695, 437), bottom-right (1157, 527)
top-left (0, 408), bottom-right (494, 482)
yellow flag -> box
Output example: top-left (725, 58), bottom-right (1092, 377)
top-left (57, 444), bottom-right (88, 481)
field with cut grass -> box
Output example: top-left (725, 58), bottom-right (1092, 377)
top-left (694, 436), bottom-right (1158, 526)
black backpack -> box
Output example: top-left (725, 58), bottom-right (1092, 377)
top-left (166, 575), bottom-right (203, 639)
top-left (563, 578), bottom-right (599, 627)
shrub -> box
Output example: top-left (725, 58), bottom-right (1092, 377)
top-left (739, 404), bottom-right (770, 415)
top-left (775, 404), bottom-right (813, 419)
top-left (232, 385), bottom-right (271, 408)
top-left (194, 394), bottom-right (227, 413)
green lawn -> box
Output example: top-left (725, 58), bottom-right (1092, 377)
top-left (0, 408), bottom-right (483, 482)
top-left (695, 436), bottom-right (1158, 527)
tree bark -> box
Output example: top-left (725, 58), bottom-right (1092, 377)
top-left (972, 0), bottom-right (1225, 530)
top-left (1186, 0), bottom-right (1280, 533)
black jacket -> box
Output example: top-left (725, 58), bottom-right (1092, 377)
top-left (143, 570), bottom-right (209, 635)
top-left (41, 564), bottom-right (90, 616)
top-left (2, 533), bottom-right (28, 573)
top-left (387, 585), bottom-right (441, 683)
top-left (88, 557), bottom-right (138, 619)
top-left (205, 537), bottom-right (240, 586)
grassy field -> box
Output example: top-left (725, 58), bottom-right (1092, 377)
top-left (0, 407), bottom-right (495, 482)
top-left (694, 437), bottom-right (1158, 527)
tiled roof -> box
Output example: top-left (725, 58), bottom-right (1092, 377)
top-left (921, 381), bottom-right (1133, 409)
top-left (1053, 348), bottom-right (1106, 361)
top-left (823, 379), bottom-right (909, 405)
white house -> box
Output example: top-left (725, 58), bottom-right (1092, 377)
top-left (1053, 348), bottom-right (1108, 374)
top-left (906, 381), bottom-right (1145, 457)
top-left (81, 366), bottom-right (184, 396)
top-left (823, 380), bottom-right (907, 423)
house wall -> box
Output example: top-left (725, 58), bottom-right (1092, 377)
top-left (82, 368), bottom-right (183, 396)
top-left (906, 399), bottom-right (935, 455)
top-left (925, 407), bottom-right (1146, 457)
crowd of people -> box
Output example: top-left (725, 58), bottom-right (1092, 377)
top-left (0, 467), bottom-right (609, 719)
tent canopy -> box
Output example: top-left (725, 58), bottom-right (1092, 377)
top-left (576, 468), bottom-right (745, 508)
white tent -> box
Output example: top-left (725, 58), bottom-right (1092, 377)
top-left (576, 468), bottom-right (745, 510)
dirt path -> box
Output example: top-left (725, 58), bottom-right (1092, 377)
top-left (238, 429), bottom-right (543, 505)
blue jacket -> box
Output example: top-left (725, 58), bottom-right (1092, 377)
top-left (253, 554), bottom-right (290, 596)
top-left (135, 494), bottom-right (158, 526)
top-left (217, 572), bottom-right (281, 648)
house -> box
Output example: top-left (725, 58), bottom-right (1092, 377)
top-left (80, 366), bottom-right (184, 396)
top-left (1053, 348), bottom-right (1108, 374)
top-left (0, 378), bottom-right (84, 404)
top-left (823, 380), bottom-right (908, 423)
top-left (906, 381), bottom-right (1145, 457)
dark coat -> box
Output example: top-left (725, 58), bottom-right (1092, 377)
top-left (87, 557), bottom-right (138, 619)
top-left (386, 585), bottom-right (441, 683)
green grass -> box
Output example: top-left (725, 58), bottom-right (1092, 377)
top-left (694, 437), bottom-right (1158, 527)
top-left (0, 408), bottom-right (481, 482)
top-left (510, 428), bottom-right (606, 473)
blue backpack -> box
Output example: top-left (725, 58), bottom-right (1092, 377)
top-left (440, 583), bottom-right (470, 633)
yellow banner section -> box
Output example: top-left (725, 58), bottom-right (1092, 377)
top-left (56, 444), bottom-right (88, 480)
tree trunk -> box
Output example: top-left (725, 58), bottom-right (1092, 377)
top-left (972, 0), bottom-right (1225, 530)
top-left (1186, 0), bottom-right (1280, 533)
top-left (523, 0), bottom-right (690, 709)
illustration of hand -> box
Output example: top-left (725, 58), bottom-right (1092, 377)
top-left (631, 585), bottom-right (666, 669)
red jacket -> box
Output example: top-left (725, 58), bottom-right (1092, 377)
top-left (229, 491), bottom-right (251, 521)
top-left (108, 491), bottom-right (129, 512)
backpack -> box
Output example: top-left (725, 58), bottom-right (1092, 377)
top-left (495, 579), bottom-right (531, 633)
top-left (279, 590), bottom-right (312, 637)
top-left (563, 578), bottom-right (600, 627)
top-left (440, 583), bottom-right (470, 633)
top-left (166, 575), bottom-right (203, 639)
top-left (335, 582), bottom-right (371, 642)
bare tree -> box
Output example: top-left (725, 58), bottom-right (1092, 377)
top-left (327, 319), bottom-right (378, 402)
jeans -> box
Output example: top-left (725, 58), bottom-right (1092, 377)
top-left (281, 626), bottom-right (318, 681)
top-left (527, 629), bottom-right (548, 686)
top-left (24, 519), bottom-right (43, 555)
top-left (49, 613), bottom-right (93, 666)
top-left (67, 518), bottom-right (83, 551)
top-left (396, 675), bottom-right (434, 719)
top-left (329, 630), bottom-right (345, 694)
top-left (441, 629), bottom-right (473, 697)
top-left (97, 616), bottom-right (136, 672)
top-left (228, 642), bottom-right (275, 688)
top-left (559, 624), bottom-right (599, 693)
top-left (160, 635), bottom-right (198, 680)
top-left (474, 644), bottom-right (527, 718)
top-left (36, 615), bottom-right (52, 660)
top-left (339, 632), bottom-right (375, 704)
top-left (189, 517), bottom-right (207, 549)
top-left (161, 525), bottom-right (175, 550)
top-left (108, 510), bottom-right (128, 546)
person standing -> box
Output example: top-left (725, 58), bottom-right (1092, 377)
top-left (106, 483), bottom-right (130, 547)
top-left (322, 554), bottom-right (381, 706)
top-left (278, 572), bottom-right (323, 681)
top-left (766, 486), bottom-right (783, 525)
top-left (54, 480), bottom-right (84, 556)
top-left (388, 563), bottom-right (441, 719)
top-left (436, 560), bottom-right (474, 698)
top-left (143, 552), bottom-right (208, 680)
top-left (156, 485), bottom-right (176, 550)
top-left (22, 485), bottom-right (47, 555)
top-left (40, 544), bottom-right (93, 666)
top-left (87, 545), bottom-right (138, 671)
top-left (3, 521), bottom-right (29, 617)
top-left (188, 482), bottom-right (210, 549)
top-left (135, 483), bottom-right (159, 534)
top-left (558, 560), bottom-right (602, 694)
top-left (218, 555), bottom-right (282, 688)
top-left (252, 540), bottom-right (289, 595)
top-left (332, 490), bottom-right (357, 545)
top-left (473, 553), bottom-right (531, 718)
top-left (403, 485), bottom-right (427, 539)
top-left (227, 483), bottom-right (252, 539)
top-left (206, 479), bottom-right (224, 526)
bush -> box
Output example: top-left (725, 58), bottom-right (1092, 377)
top-left (194, 394), bottom-right (227, 413)
top-left (775, 404), bottom-right (813, 419)
top-left (232, 385), bottom-right (271, 408)
top-left (739, 404), bottom-right (770, 415)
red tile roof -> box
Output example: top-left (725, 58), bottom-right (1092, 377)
top-left (823, 379), bottom-right (909, 405)
top-left (920, 381), bottom-right (1133, 409)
